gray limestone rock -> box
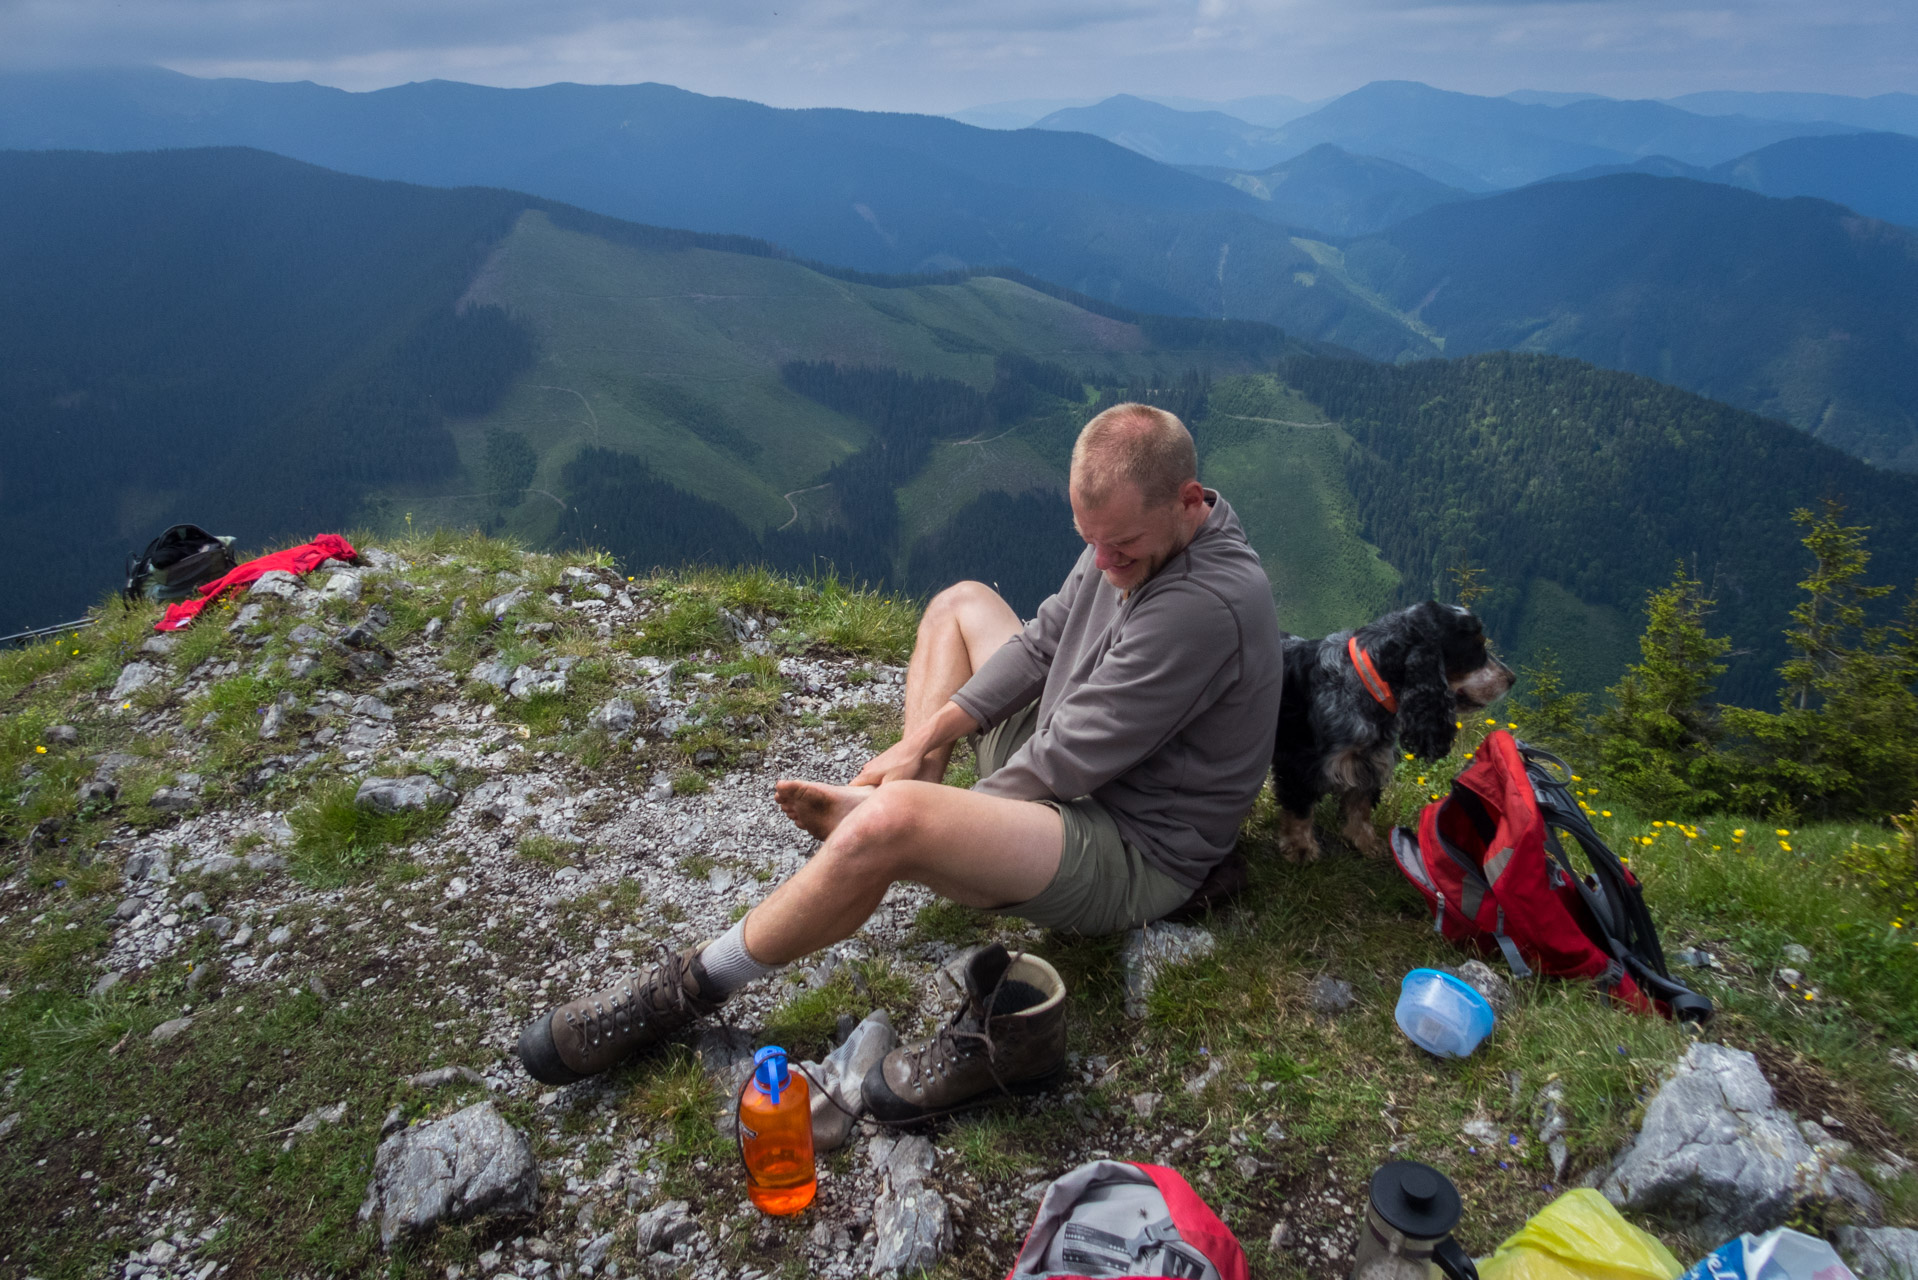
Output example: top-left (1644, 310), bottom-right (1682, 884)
top-left (363, 1101), bottom-right (538, 1249)
top-left (405, 1065), bottom-right (487, 1089)
top-left (1837, 1227), bottom-right (1918, 1280)
top-left (509, 667), bottom-right (567, 700)
top-left (355, 774), bottom-right (456, 815)
top-left (44, 724), bottom-right (79, 747)
top-left (591, 697), bottom-right (637, 733)
top-left (469, 660), bottom-right (515, 690)
top-left (1447, 959), bottom-right (1514, 1013)
top-left (249, 570), bottom-right (302, 600)
top-left (259, 703), bottom-right (287, 739)
top-left (90, 971), bottom-right (123, 997)
top-left (483, 588), bottom-right (530, 619)
top-left (283, 1101), bottom-right (349, 1150)
top-left (868, 1135), bottom-right (950, 1276)
top-left (633, 1200), bottom-right (698, 1255)
top-left (1120, 921), bottom-right (1217, 1018)
top-left (140, 635), bottom-right (179, 656)
top-left (150, 1017), bottom-right (193, 1044)
top-left (321, 572), bottom-right (362, 603)
top-left (1307, 975), bottom-right (1356, 1014)
top-left (148, 786), bottom-right (198, 813)
top-left (114, 898), bottom-right (143, 921)
top-left (1534, 1080), bottom-right (1570, 1178)
top-left (1601, 1041), bottom-right (1865, 1237)
top-left (110, 661), bottom-right (164, 702)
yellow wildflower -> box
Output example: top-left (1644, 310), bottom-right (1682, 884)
top-left (1775, 828), bottom-right (1790, 836)
top-left (1733, 829), bottom-right (1745, 839)
top-left (1602, 810), bottom-right (1612, 817)
top-left (35, 746), bottom-right (48, 754)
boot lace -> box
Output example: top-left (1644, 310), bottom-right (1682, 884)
top-left (903, 949), bottom-right (1025, 1096)
top-left (572, 943), bottom-right (713, 1049)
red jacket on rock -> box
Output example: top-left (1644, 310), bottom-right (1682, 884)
top-left (155, 534), bottom-right (358, 632)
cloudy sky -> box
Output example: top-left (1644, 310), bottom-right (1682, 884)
top-left (3, 0), bottom-right (1912, 110)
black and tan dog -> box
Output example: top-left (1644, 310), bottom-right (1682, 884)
top-left (1272, 601), bottom-right (1514, 862)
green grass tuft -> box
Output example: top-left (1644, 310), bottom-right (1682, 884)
top-left (286, 777), bottom-right (450, 887)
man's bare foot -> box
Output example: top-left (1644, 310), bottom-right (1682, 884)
top-left (775, 778), bottom-right (876, 841)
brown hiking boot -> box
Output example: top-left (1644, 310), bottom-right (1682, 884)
top-left (862, 944), bottom-right (1066, 1125)
top-left (516, 946), bottom-right (724, 1085)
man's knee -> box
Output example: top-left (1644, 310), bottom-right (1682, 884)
top-left (922, 580), bottom-right (1007, 633)
top-left (822, 783), bottom-right (933, 877)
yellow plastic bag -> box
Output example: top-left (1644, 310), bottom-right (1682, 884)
top-left (1478, 1189), bottom-right (1683, 1280)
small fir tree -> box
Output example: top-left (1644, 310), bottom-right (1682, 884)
top-left (1512, 650), bottom-right (1589, 756)
top-left (1720, 502), bottom-right (1918, 819)
top-left (1595, 564), bottom-right (1730, 816)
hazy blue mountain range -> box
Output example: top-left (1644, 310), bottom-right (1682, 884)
top-left (8, 68), bottom-right (1918, 472)
top-left (1033, 94), bottom-right (1299, 168)
top-left (1712, 133), bottom-right (1918, 228)
top-left (1341, 174), bottom-right (1918, 469)
top-left (953, 92), bottom-right (1317, 132)
top-left (1038, 81), bottom-right (1865, 189)
top-left (0, 67), bottom-right (1427, 360)
top-left (1666, 90), bottom-right (1918, 136)
top-left (1523, 134), bottom-right (1918, 228)
top-left (1180, 144), bottom-right (1471, 236)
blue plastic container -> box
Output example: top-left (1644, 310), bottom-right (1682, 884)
top-left (1395, 969), bottom-right (1496, 1058)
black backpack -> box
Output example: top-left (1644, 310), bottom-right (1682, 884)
top-left (124, 524), bottom-right (237, 605)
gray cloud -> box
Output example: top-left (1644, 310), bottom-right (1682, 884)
top-left (2, 0), bottom-right (1912, 109)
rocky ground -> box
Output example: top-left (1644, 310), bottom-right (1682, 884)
top-left (2, 538), bottom-right (1915, 1280)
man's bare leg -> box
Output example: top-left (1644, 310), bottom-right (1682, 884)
top-left (775, 581), bottom-right (1021, 839)
top-left (748, 781), bottom-right (1062, 964)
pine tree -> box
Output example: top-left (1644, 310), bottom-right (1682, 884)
top-left (1720, 502), bottom-right (1918, 818)
top-left (1512, 650), bottom-right (1589, 756)
top-left (1595, 564), bottom-right (1730, 816)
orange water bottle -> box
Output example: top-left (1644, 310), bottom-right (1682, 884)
top-left (739, 1045), bottom-right (816, 1215)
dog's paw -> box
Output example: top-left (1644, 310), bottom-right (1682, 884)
top-left (1276, 811), bottom-right (1322, 863)
top-left (1342, 818), bottom-right (1387, 860)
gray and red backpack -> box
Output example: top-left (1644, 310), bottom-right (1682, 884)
top-left (1389, 731), bottom-right (1712, 1023)
top-left (1007, 1160), bottom-right (1249, 1280)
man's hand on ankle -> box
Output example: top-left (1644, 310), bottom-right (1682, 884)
top-left (852, 701), bottom-right (978, 786)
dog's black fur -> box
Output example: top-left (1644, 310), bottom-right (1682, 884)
top-left (1272, 601), bottom-right (1514, 861)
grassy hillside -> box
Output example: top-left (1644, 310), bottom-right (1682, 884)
top-left (1281, 351), bottom-right (1918, 703)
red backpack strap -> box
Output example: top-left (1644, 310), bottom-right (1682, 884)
top-left (1133, 1163), bottom-right (1250, 1280)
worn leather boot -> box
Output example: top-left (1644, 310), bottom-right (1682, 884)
top-left (862, 943), bottom-right (1066, 1125)
top-left (516, 946), bottom-right (725, 1085)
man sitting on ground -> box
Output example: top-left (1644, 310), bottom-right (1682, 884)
top-left (517, 403), bottom-right (1284, 1118)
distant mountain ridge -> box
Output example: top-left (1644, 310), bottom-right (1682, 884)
top-left (0, 66), bottom-right (1428, 360)
top-left (1342, 173), bottom-right (1918, 469)
top-left (1180, 144), bottom-right (1471, 236)
top-left (1038, 81), bottom-right (1866, 189)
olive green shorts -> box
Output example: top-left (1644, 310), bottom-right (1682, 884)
top-left (972, 700), bottom-right (1193, 936)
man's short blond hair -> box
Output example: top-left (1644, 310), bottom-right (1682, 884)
top-left (1070, 403), bottom-right (1198, 508)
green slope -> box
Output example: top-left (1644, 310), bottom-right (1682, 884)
top-left (1197, 374), bottom-right (1400, 638)
top-left (411, 208), bottom-right (1239, 545)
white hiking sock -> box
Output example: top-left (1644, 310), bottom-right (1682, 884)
top-left (697, 917), bottom-right (778, 996)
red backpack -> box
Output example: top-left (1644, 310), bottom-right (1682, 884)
top-left (1006, 1160), bottom-right (1249, 1280)
top-left (1388, 731), bottom-right (1712, 1023)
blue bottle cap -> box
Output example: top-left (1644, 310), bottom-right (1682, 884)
top-left (752, 1045), bottom-right (791, 1107)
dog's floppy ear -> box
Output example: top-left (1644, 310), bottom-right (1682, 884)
top-left (1397, 603), bottom-right (1456, 760)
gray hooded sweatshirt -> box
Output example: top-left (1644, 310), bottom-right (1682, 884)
top-left (951, 492), bottom-right (1283, 890)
